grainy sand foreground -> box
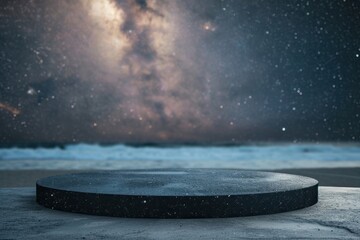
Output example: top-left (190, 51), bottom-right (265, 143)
top-left (1, 187), bottom-right (360, 239)
top-left (0, 167), bottom-right (359, 188)
top-left (0, 168), bottom-right (359, 239)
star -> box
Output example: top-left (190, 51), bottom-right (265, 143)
top-left (202, 22), bottom-right (216, 32)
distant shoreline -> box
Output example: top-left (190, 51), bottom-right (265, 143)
top-left (1, 141), bottom-right (359, 149)
top-left (1, 167), bottom-right (359, 188)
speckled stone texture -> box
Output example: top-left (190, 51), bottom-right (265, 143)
top-left (1, 187), bottom-right (359, 239)
top-left (36, 169), bottom-right (318, 218)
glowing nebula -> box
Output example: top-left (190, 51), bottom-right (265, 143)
top-left (0, 0), bottom-right (358, 143)
top-left (0, 103), bottom-right (20, 116)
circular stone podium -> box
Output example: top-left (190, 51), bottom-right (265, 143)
top-left (36, 169), bottom-right (318, 218)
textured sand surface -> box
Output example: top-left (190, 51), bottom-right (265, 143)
top-left (1, 167), bottom-right (359, 187)
top-left (0, 187), bottom-right (359, 239)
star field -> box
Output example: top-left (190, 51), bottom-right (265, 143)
top-left (0, 0), bottom-right (359, 145)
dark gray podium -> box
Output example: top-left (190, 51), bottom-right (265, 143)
top-left (36, 169), bottom-right (318, 218)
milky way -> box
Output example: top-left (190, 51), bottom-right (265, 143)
top-left (0, 0), bottom-right (359, 144)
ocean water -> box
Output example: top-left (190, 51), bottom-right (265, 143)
top-left (0, 143), bottom-right (359, 170)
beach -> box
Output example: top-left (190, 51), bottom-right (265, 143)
top-left (1, 144), bottom-right (359, 238)
top-left (1, 183), bottom-right (360, 239)
top-left (1, 167), bottom-right (359, 188)
top-left (1, 158), bottom-right (359, 239)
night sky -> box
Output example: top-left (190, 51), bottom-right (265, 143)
top-left (0, 0), bottom-right (359, 145)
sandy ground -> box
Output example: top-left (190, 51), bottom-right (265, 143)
top-left (0, 167), bottom-right (359, 188)
top-left (0, 169), bottom-right (359, 239)
top-left (1, 187), bottom-right (359, 239)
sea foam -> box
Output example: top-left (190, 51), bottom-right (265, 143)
top-left (0, 143), bottom-right (359, 170)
